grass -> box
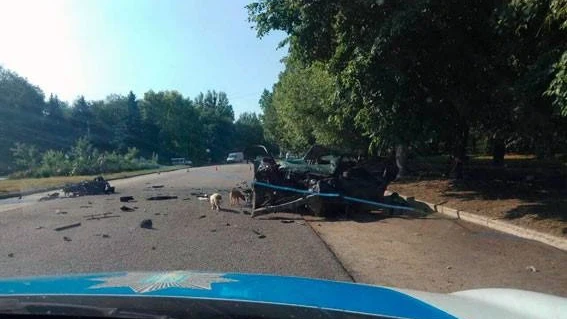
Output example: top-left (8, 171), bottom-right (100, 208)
top-left (0, 165), bottom-right (188, 194)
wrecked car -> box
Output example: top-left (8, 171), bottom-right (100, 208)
top-left (63, 176), bottom-right (115, 197)
top-left (245, 145), bottom-right (399, 217)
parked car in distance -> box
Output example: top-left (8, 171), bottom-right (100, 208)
top-left (226, 152), bottom-right (244, 164)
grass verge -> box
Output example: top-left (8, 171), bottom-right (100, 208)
top-left (0, 166), bottom-right (187, 195)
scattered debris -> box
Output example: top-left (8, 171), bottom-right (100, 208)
top-left (226, 223), bottom-right (231, 226)
top-left (299, 221), bottom-right (306, 225)
top-left (55, 209), bottom-right (67, 215)
top-left (140, 219), bottom-right (153, 229)
top-left (210, 229), bottom-right (217, 232)
top-left (120, 205), bottom-right (136, 212)
top-left (35, 226), bottom-right (44, 230)
top-left (85, 212), bottom-right (119, 220)
top-left (8, 253), bottom-right (14, 258)
top-left (526, 265), bottom-right (538, 273)
top-left (183, 197), bottom-right (191, 200)
top-left (151, 246), bottom-right (156, 250)
top-left (252, 229), bottom-right (266, 239)
top-left (102, 234), bottom-right (110, 238)
top-left (79, 205), bottom-right (91, 208)
top-left (63, 236), bottom-right (72, 242)
top-left (120, 196), bottom-right (135, 202)
top-left (54, 222), bottom-right (82, 231)
top-left (147, 196), bottom-right (178, 201)
top-left (446, 266), bottom-right (452, 270)
top-left (280, 220), bottom-right (294, 224)
top-left (39, 193), bottom-right (60, 201)
top-left (88, 201), bottom-right (92, 204)
top-left (198, 215), bottom-right (206, 219)
top-left (154, 213), bottom-right (161, 215)
top-left (191, 192), bottom-right (207, 196)
top-left (151, 185), bottom-right (164, 189)
top-left (63, 176), bottom-right (115, 197)
top-left (197, 197), bottom-right (208, 201)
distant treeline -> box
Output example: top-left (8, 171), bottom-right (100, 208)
top-left (0, 66), bottom-right (268, 175)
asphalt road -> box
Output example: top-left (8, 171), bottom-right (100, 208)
top-left (0, 164), bottom-right (351, 281)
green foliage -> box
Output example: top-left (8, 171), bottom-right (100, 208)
top-left (248, 0), bottom-right (567, 160)
top-left (10, 139), bottom-right (159, 179)
top-left (10, 143), bottom-right (40, 171)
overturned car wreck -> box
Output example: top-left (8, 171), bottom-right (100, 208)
top-left (245, 145), bottom-right (400, 217)
top-left (63, 176), bottom-right (115, 197)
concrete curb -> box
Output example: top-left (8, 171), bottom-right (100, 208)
top-left (0, 167), bottom-right (186, 200)
top-left (388, 191), bottom-right (567, 252)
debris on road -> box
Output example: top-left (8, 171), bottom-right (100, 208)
top-left (526, 265), bottom-right (539, 272)
top-left (120, 196), bottom-right (135, 202)
top-left (446, 266), bottom-right (453, 270)
top-left (151, 185), bottom-right (164, 189)
top-left (63, 176), bottom-right (115, 197)
top-left (120, 205), bottom-right (136, 212)
top-left (79, 205), bottom-right (91, 208)
top-left (55, 209), bottom-right (67, 215)
top-left (154, 212), bottom-right (161, 215)
top-left (8, 253), bottom-right (14, 258)
top-left (147, 195), bottom-right (178, 201)
top-left (210, 229), bottom-right (217, 232)
top-left (102, 234), bottom-right (110, 238)
top-left (151, 246), bottom-right (156, 250)
top-left (252, 229), bottom-right (266, 239)
top-left (226, 223), bottom-right (231, 226)
top-left (199, 215), bottom-right (206, 219)
top-left (280, 220), bottom-right (295, 224)
top-left (63, 236), bottom-right (72, 242)
top-left (84, 212), bottom-right (119, 220)
top-left (197, 197), bottom-right (208, 201)
top-left (35, 226), bottom-right (44, 230)
top-left (39, 193), bottom-right (60, 201)
top-left (183, 197), bottom-right (191, 200)
top-left (54, 222), bottom-right (82, 231)
top-left (140, 219), bottom-right (153, 229)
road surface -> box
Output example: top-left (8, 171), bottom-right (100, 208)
top-left (1, 164), bottom-right (565, 298)
top-left (0, 165), bottom-right (350, 281)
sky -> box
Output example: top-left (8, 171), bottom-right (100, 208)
top-left (0, 0), bottom-right (287, 117)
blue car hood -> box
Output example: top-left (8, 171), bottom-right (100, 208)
top-left (0, 271), bottom-right (564, 319)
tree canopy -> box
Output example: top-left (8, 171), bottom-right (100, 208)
top-left (248, 0), bottom-right (567, 164)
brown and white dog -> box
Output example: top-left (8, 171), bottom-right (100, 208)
top-left (209, 193), bottom-right (222, 210)
top-left (229, 188), bottom-right (246, 206)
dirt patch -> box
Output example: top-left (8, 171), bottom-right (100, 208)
top-left (389, 179), bottom-right (567, 238)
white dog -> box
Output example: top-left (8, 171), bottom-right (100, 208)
top-left (209, 193), bottom-right (222, 211)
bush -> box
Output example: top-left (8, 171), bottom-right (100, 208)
top-left (8, 138), bottom-right (161, 179)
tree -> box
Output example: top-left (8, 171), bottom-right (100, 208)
top-left (0, 66), bottom-right (46, 172)
top-left (126, 91), bottom-right (143, 149)
top-left (194, 90), bottom-right (236, 162)
top-left (71, 96), bottom-right (92, 139)
top-left (234, 112), bottom-right (265, 150)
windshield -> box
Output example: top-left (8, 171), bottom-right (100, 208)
top-left (0, 0), bottom-right (566, 317)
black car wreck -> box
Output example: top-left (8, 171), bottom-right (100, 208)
top-left (244, 145), bottom-right (402, 218)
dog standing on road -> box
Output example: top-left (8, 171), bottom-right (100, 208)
top-left (210, 193), bottom-right (222, 210)
top-left (229, 188), bottom-right (246, 206)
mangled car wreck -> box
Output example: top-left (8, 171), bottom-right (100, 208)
top-left (245, 145), bottom-right (401, 217)
top-left (63, 176), bottom-right (115, 197)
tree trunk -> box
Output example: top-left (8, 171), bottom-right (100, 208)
top-left (492, 138), bottom-right (505, 167)
top-left (395, 144), bottom-right (408, 179)
top-left (452, 125), bottom-right (469, 179)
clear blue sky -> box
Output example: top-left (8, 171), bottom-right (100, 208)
top-left (0, 0), bottom-right (287, 117)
